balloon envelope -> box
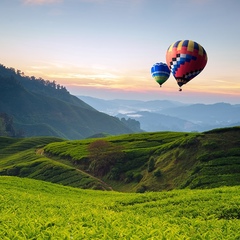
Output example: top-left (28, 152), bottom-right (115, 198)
top-left (151, 62), bottom-right (171, 87)
top-left (166, 40), bottom-right (208, 88)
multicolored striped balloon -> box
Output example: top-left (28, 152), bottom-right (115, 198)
top-left (151, 62), bottom-right (171, 87)
top-left (166, 40), bottom-right (208, 91)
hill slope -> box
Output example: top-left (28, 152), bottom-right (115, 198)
top-left (79, 96), bottom-right (240, 132)
top-left (0, 127), bottom-right (239, 192)
top-left (43, 126), bottom-right (240, 192)
top-left (0, 136), bottom-right (112, 190)
top-left (0, 64), bottom-right (135, 139)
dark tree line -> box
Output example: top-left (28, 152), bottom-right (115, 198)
top-left (0, 64), bottom-right (68, 95)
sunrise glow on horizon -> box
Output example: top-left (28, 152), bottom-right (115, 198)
top-left (1, 0), bottom-right (240, 104)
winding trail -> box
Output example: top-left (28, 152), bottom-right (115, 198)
top-left (36, 148), bottom-right (113, 191)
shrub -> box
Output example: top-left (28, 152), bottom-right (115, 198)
top-left (6, 166), bottom-right (20, 176)
top-left (87, 139), bottom-right (125, 176)
top-left (218, 206), bottom-right (240, 220)
top-left (148, 157), bottom-right (155, 172)
top-left (154, 169), bottom-right (162, 178)
top-left (124, 172), bottom-right (134, 183)
top-left (136, 185), bottom-right (147, 193)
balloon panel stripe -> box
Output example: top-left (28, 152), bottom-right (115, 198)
top-left (182, 40), bottom-right (189, 47)
top-left (177, 40), bottom-right (184, 50)
top-left (187, 40), bottom-right (194, 52)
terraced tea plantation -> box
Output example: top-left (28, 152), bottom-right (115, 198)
top-left (1, 176), bottom-right (240, 239)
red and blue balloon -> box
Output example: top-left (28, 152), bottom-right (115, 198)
top-left (166, 40), bottom-right (208, 91)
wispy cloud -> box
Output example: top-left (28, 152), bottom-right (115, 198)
top-left (22, 0), bottom-right (146, 6)
top-left (22, 0), bottom-right (62, 5)
top-left (187, 0), bottom-right (214, 5)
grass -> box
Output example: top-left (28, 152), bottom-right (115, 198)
top-left (1, 176), bottom-right (240, 239)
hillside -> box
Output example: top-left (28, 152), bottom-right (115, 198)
top-left (0, 136), bottom-right (112, 190)
top-left (1, 176), bottom-right (240, 239)
top-left (43, 126), bottom-right (240, 192)
top-left (0, 64), bottom-right (137, 139)
top-left (0, 127), bottom-right (239, 192)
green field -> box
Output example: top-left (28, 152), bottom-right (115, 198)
top-left (1, 176), bottom-right (240, 239)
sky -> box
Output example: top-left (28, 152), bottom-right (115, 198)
top-left (0, 0), bottom-right (240, 104)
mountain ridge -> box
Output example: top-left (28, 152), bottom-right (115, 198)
top-left (0, 64), bottom-right (139, 139)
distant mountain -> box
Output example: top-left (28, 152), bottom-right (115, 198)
top-left (0, 64), bottom-right (138, 139)
top-left (78, 96), bottom-right (240, 132)
top-left (78, 96), bottom-right (186, 115)
top-left (161, 103), bottom-right (240, 126)
top-left (116, 111), bottom-right (200, 132)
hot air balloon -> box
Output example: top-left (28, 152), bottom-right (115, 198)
top-left (166, 40), bottom-right (208, 91)
top-left (151, 62), bottom-right (171, 87)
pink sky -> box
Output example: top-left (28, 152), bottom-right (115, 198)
top-left (1, 0), bottom-right (240, 104)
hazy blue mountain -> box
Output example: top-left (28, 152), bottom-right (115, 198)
top-left (160, 103), bottom-right (240, 125)
top-left (117, 111), bottom-right (200, 132)
top-left (78, 96), bottom-right (240, 132)
top-left (78, 96), bottom-right (187, 115)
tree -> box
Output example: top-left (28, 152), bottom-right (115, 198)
top-left (87, 139), bottom-right (125, 176)
top-left (0, 113), bottom-right (24, 137)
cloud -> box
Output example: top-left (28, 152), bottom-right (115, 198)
top-left (22, 0), bottom-right (146, 6)
top-left (187, 0), bottom-right (214, 5)
top-left (22, 0), bottom-right (62, 5)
